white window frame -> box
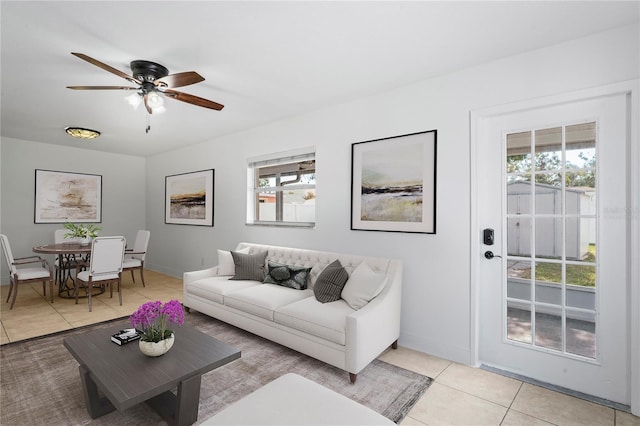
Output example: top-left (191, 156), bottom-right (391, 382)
top-left (246, 147), bottom-right (316, 228)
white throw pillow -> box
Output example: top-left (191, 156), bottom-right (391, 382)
top-left (217, 247), bottom-right (250, 276)
top-left (341, 261), bottom-right (387, 310)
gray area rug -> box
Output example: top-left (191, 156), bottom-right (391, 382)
top-left (0, 311), bottom-right (432, 425)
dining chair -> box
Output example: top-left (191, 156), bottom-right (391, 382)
top-left (122, 230), bottom-right (150, 287)
top-left (75, 236), bottom-right (126, 312)
top-left (1, 234), bottom-right (54, 309)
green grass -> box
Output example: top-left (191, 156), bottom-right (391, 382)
top-left (521, 244), bottom-right (596, 287)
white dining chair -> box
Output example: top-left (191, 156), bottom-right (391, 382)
top-left (1, 234), bottom-right (54, 309)
top-left (123, 230), bottom-right (150, 287)
top-left (75, 236), bottom-right (126, 312)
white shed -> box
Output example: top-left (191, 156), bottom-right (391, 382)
top-left (507, 182), bottom-right (595, 260)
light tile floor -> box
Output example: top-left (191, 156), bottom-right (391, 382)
top-left (1, 271), bottom-right (639, 426)
top-left (380, 347), bottom-right (640, 426)
top-left (0, 269), bottom-right (182, 344)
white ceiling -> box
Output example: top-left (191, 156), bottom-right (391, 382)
top-left (1, 1), bottom-right (638, 157)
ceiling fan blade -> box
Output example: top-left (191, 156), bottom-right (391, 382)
top-left (67, 86), bottom-right (139, 90)
top-left (163, 89), bottom-right (224, 111)
top-left (155, 72), bottom-right (204, 88)
top-left (71, 53), bottom-right (141, 85)
top-left (143, 94), bottom-right (153, 114)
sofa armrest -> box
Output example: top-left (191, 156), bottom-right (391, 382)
top-left (345, 260), bottom-right (402, 374)
top-left (183, 266), bottom-right (220, 285)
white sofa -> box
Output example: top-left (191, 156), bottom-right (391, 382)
top-left (183, 242), bottom-right (402, 383)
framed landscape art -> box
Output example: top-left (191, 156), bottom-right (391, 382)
top-left (165, 169), bottom-right (214, 226)
top-left (351, 130), bottom-right (437, 234)
top-left (34, 169), bottom-right (102, 223)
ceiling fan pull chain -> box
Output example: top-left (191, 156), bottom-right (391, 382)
top-left (145, 112), bottom-right (151, 134)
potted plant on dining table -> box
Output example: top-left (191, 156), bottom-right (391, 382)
top-left (63, 222), bottom-right (101, 245)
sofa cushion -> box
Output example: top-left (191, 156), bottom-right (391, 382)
top-left (230, 250), bottom-right (268, 281)
top-left (341, 261), bottom-right (387, 310)
top-left (224, 284), bottom-right (313, 321)
top-left (313, 259), bottom-right (349, 303)
top-left (275, 297), bottom-right (354, 345)
top-left (263, 261), bottom-right (311, 290)
top-left (186, 277), bottom-right (260, 304)
top-left (218, 247), bottom-right (250, 276)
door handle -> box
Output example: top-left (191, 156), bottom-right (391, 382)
top-left (484, 251), bottom-right (502, 259)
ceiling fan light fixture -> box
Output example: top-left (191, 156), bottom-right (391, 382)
top-left (126, 93), bottom-right (143, 109)
top-left (147, 91), bottom-right (164, 109)
top-left (152, 104), bottom-right (167, 114)
top-left (64, 126), bottom-right (101, 140)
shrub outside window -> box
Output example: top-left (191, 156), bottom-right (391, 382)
top-left (247, 148), bottom-right (315, 227)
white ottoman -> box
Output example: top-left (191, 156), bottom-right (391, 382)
top-left (201, 373), bottom-right (395, 425)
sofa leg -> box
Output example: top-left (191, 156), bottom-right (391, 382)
top-left (184, 305), bottom-right (191, 313)
top-left (392, 339), bottom-right (398, 349)
top-left (349, 373), bottom-right (357, 384)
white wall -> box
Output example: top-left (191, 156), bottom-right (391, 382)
top-left (1, 24), bottom-right (637, 366)
top-left (145, 24), bottom-right (639, 364)
top-left (0, 138), bottom-right (147, 271)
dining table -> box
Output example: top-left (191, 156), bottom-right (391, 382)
top-left (32, 242), bottom-right (104, 299)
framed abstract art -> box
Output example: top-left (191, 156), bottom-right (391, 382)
top-left (165, 169), bottom-right (214, 226)
top-left (34, 169), bottom-right (102, 223)
top-left (351, 130), bottom-right (437, 234)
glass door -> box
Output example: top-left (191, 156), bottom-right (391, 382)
top-left (476, 93), bottom-right (630, 405)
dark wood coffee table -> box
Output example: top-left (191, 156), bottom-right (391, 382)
top-left (63, 322), bottom-right (240, 426)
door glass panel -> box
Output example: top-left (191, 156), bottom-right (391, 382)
top-left (505, 122), bottom-right (597, 359)
top-left (507, 304), bottom-right (532, 344)
top-left (534, 261), bottom-right (562, 285)
top-left (507, 217), bottom-right (531, 256)
top-left (566, 283), bottom-right (595, 310)
top-left (566, 171), bottom-right (596, 192)
top-left (507, 260), bottom-right (532, 300)
top-left (566, 123), bottom-right (596, 170)
top-left (506, 259), bottom-right (533, 344)
top-left (566, 308), bottom-right (596, 358)
top-left (507, 177), bottom-right (531, 215)
top-left (534, 192), bottom-right (558, 215)
top-left (566, 179), bottom-right (596, 217)
top-left (566, 264), bottom-right (596, 287)
top-left (535, 217), bottom-right (562, 260)
top-left (565, 218), bottom-right (596, 262)
top-left (535, 127), bottom-right (562, 171)
top-left (506, 131), bottom-right (532, 173)
top-left (535, 307), bottom-right (563, 351)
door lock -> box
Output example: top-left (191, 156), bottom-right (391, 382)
top-left (483, 228), bottom-right (495, 245)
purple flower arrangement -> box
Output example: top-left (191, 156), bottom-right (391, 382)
top-left (130, 299), bottom-right (185, 342)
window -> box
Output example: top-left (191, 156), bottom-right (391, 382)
top-left (247, 148), bottom-right (316, 227)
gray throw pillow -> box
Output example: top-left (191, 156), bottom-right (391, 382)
top-left (263, 261), bottom-right (311, 290)
top-left (313, 259), bottom-right (349, 303)
top-left (230, 251), bottom-right (267, 282)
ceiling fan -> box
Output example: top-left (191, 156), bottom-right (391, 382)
top-left (66, 52), bottom-right (224, 115)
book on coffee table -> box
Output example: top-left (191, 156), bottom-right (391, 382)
top-left (111, 329), bottom-right (141, 345)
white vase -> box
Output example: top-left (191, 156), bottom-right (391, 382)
top-left (139, 334), bottom-right (175, 357)
top-left (78, 237), bottom-right (92, 246)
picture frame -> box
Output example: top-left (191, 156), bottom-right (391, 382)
top-left (34, 169), bottom-right (102, 224)
top-left (351, 130), bottom-right (437, 234)
top-left (165, 169), bottom-right (214, 226)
